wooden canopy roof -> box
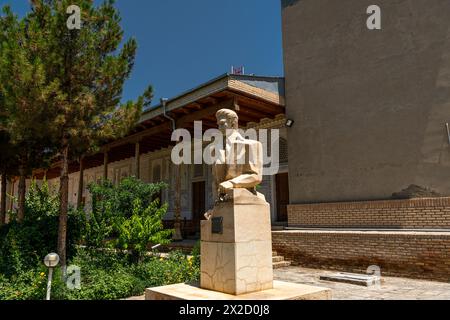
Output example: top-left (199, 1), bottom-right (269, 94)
top-left (36, 74), bottom-right (285, 180)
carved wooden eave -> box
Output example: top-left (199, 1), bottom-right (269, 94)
top-left (34, 74), bottom-right (285, 179)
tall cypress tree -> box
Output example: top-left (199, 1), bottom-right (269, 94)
top-left (25, 0), bottom-right (152, 267)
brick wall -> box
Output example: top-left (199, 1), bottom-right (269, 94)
top-left (272, 230), bottom-right (450, 282)
top-left (288, 198), bottom-right (450, 229)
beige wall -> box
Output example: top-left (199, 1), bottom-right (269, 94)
top-left (45, 149), bottom-right (198, 220)
top-left (283, 0), bottom-right (450, 203)
top-left (6, 117), bottom-right (287, 223)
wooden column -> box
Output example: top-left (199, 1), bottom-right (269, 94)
top-left (103, 151), bottom-right (109, 180)
top-left (9, 178), bottom-right (15, 211)
top-left (1, 173), bottom-right (6, 226)
top-left (172, 164), bottom-right (183, 241)
top-left (77, 157), bottom-right (84, 210)
top-left (134, 141), bottom-right (140, 179)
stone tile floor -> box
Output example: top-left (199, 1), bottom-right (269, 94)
top-left (128, 266), bottom-right (450, 300)
top-left (274, 266), bottom-right (450, 300)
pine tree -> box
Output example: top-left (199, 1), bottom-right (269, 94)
top-left (0, 132), bottom-right (17, 226)
top-left (0, 11), bottom-right (12, 224)
top-left (0, 6), bottom-right (55, 222)
top-left (0, 7), bottom-right (19, 223)
top-left (25, 0), bottom-right (152, 268)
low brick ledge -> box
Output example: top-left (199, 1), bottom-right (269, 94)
top-left (287, 197), bottom-right (450, 230)
top-left (272, 229), bottom-right (450, 282)
top-left (272, 230), bottom-right (450, 236)
top-left (288, 197), bottom-right (450, 210)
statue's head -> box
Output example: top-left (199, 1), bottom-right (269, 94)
top-left (216, 109), bottom-right (239, 133)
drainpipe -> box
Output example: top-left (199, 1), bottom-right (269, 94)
top-left (161, 98), bottom-right (176, 131)
top-left (161, 98), bottom-right (183, 241)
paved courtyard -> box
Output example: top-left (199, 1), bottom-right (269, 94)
top-left (274, 266), bottom-right (450, 300)
top-left (129, 266), bottom-right (450, 300)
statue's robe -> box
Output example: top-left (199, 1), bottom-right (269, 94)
top-left (211, 131), bottom-right (264, 201)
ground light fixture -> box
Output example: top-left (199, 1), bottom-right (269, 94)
top-left (44, 253), bottom-right (60, 300)
top-left (286, 119), bottom-right (295, 128)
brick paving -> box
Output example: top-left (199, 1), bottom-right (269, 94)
top-left (274, 266), bottom-right (450, 300)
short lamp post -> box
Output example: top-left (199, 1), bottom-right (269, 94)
top-left (44, 253), bottom-right (60, 301)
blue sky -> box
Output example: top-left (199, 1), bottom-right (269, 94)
top-left (0, 0), bottom-right (284, 106)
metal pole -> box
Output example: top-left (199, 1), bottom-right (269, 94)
top-left (103, 151), bottom-right (109, 180)
top-left (46, 268), bottom-right (53, 301)
top-left (161, 98), bottom-right (183, 241)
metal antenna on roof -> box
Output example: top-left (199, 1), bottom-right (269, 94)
top-left (231, 66), bottom-right (245, 75)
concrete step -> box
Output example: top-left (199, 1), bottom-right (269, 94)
top-left (273, 261), bottom-right (291, 269)
top-left (272, 256), bottom-right (285, 263)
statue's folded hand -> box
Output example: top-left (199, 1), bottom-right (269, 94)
top-left (218, 181), bottom-right (234, 194)
top-left (204, 209), bottom-right (213, 220)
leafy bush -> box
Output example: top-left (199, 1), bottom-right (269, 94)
top-left (0, 246), bottom-right (201, 300)
top-left (51, 248), bottom-right (199, 300)
top-left (0, 178), bottom-right (188, 301)
top-left (84, 177), bottom-right (172, 260)
top-left (191, 240), bottom-right (201, 270)
top-left (88, 177), bottom-right (167, 219)
top-left (58, 265), bottom-right (138, 300)
top-left (82, 200), bottom-right (114, 248)
top-left (131, 251), bottom-right (199, 288)
top-left (24, 180), bottom-right (59, 218)
top-left (114, 198), bottom-right (172, 261)
top-left (0, 268), bottom-right (48, 300)
top-left (0, 180), bottom-right (83, 277)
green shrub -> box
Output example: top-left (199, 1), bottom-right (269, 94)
top-left (161, 251), bottom-right (199, 284)
top-left (114, 198), bottom-right (172, 261)
top-left (0, 246), bottom-right (201, 300)
top-left (24, 180), bottom-right (59, 218)
top-left (0, 177), bottom-right (192, 301)
top-left (0, 180), bottom-right (83, 277)
top-left (84, 177), bottom-right (172, 260)
top-left (51, 248), bottom-right (199, 300)
top-left (82, 200), bottom-right (114, 248)
top-left (0, 268), bottom-right (48, 300)
top-left (58, 266), bottom-right (137, 300)
top-left (131, 251), bottom-right (198, 288)
top-left (191, 240), bottom-right (201, 270)
top-left (88, 177), bottom-right (167, 219)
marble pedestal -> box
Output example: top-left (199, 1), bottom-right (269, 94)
top-left (145, 281), bottom-right (332, 300)
top-left (146, 188), bottom-right (332, 300)
top-left (200, 189), bottom-right (273, 295)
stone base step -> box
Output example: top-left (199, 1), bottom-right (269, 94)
top-left (272, 250), bottom-right (291, 268)
top-left (272, 256), bottom-right (285, 263)
top-left (146, 281), bottom-right (332, 300)
top-left (273, 261), bottom-right (291, 269)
